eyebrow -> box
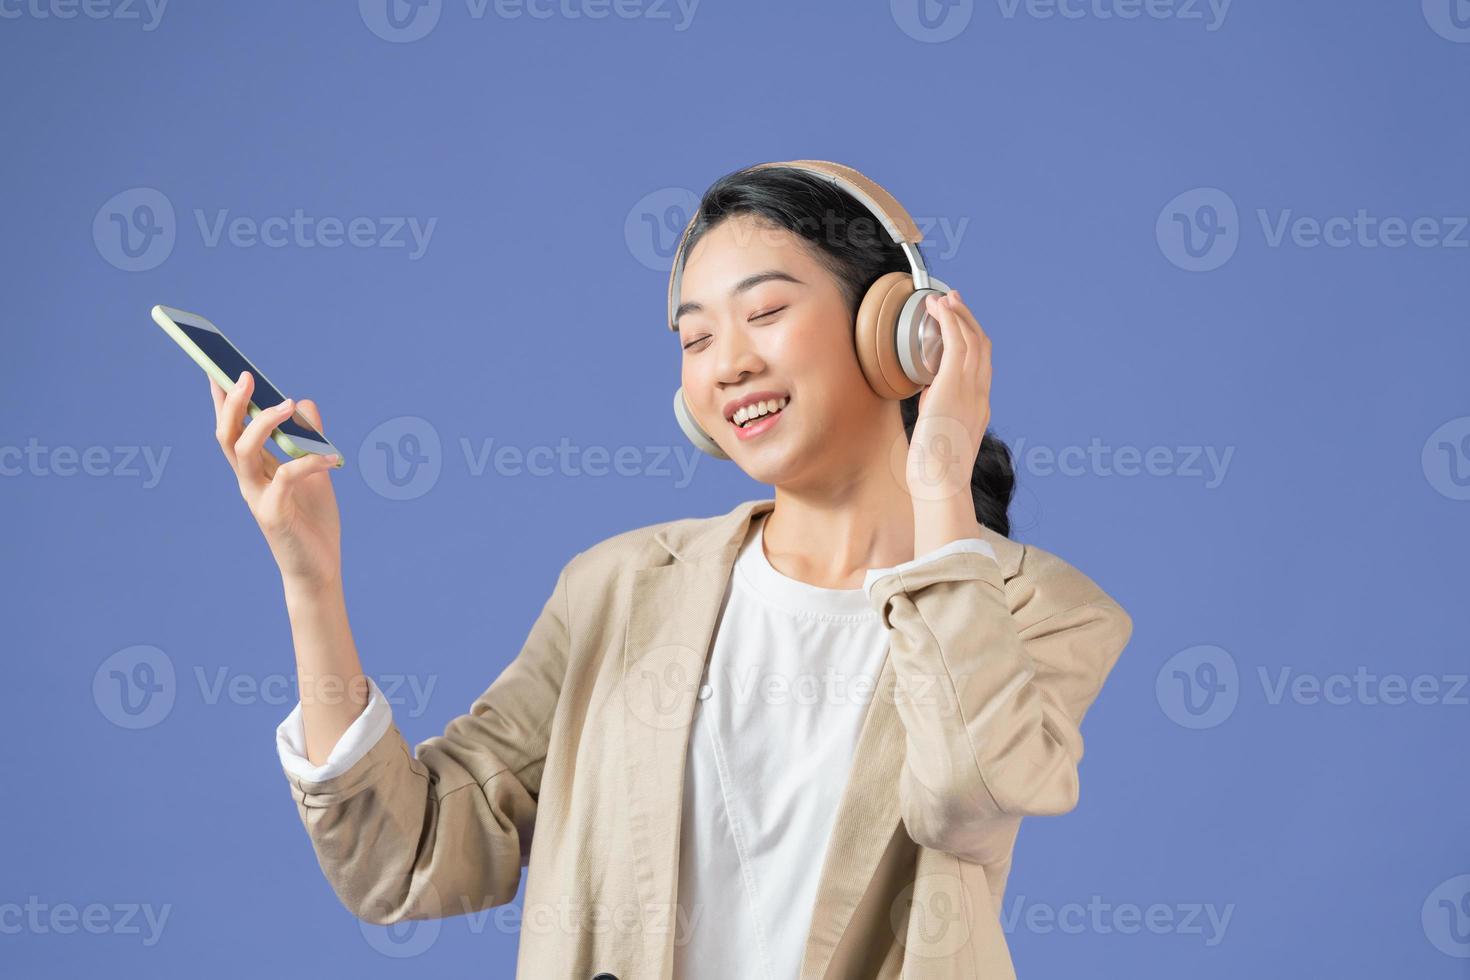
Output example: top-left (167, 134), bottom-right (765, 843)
top-left (674, 269), bottom-right (804, 328)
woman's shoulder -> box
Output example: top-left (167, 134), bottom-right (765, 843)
top-left (986, 525), bottom-right (1131, 629)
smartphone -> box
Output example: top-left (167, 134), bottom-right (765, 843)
top-left (151, 304), bottom-right (345, 467)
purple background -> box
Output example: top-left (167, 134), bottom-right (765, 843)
top-left (3, 0), bottom-right (1468, 976)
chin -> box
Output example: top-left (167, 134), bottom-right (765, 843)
top-left (728, 444), bottom-right (807, 487)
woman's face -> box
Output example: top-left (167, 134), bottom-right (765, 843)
top-left (677, 213), bottom-right (893, 488)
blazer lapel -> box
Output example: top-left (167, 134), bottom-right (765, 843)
top-left (621, 497), bottom-right (774, 978)
top-left (797, 648), bottom-right (907, 978)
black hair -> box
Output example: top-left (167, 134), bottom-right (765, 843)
top-left (679, 163), bottom-right (1016, 537)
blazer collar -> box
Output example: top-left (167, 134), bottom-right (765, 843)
top-left (650, 496), bottom-right (776, 564)
top-left (649, 494), bottom-right (1022, 574)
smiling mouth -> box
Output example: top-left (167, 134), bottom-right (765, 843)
top-left (730, 395), bottom-right (790, 429)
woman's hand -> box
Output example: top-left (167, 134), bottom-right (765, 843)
top-left (905, 289), bottom-right (993, 515)
top-left (211, 370), bottom-right (343, 590)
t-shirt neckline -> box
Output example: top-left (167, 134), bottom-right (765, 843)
top-left (733, 512), bottom-right (879, 622)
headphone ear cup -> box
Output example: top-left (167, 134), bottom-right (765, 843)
top-left (673, 385), bottom-right (730, 460)
top-left (855, 271), bottom-right (924, 400)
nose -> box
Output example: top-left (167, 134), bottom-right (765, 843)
top-left (712, 324), bottom-right (764, 387)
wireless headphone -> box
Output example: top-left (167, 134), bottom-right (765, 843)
top-left (668, 159), bottom-right (951, 460)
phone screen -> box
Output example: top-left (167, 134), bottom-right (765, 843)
top-left (176, 320), bottom-right (325, 444)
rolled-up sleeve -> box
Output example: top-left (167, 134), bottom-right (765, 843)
top-left (865, 545), bottom-right (1132, 860)
top-left (278, 556), bottom-right (576, 925)
top-left (276, 676), bottom-right (394, 782)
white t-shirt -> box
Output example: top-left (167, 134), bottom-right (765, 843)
top-left (276, 512), bottom-right (995, 978)
top-left (672, 510), bottom-right (892, 978)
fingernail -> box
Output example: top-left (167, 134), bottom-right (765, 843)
top-left (280, 398), bottom-right (294, 412)
top-left (237, 371), bottom-right (247, 384)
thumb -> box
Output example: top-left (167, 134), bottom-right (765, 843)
top-left (296, 398), bottom-right (325, 432)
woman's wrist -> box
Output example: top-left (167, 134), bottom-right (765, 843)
top-left (912, 497), bottom-right (983, 559)
top-left (281, 568), bottom-right (344, 606)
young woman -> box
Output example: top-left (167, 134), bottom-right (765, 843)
top-left (212, 160), bottom-right (1133, 979)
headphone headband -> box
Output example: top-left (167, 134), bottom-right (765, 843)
top-left (665, 159), bottom-right (931, 332)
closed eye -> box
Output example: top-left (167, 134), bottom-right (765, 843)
top-left (683, 306), bottom-right (787, 350)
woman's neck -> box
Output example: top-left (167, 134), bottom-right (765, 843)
top-left (760, 482), bottom-right (916, 591)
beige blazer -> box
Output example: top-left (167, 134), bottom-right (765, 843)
top-left (282, 497), bottom-right (1133, 979)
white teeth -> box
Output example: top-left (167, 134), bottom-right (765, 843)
top-left (733, 396), bottom-right (789, 427)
